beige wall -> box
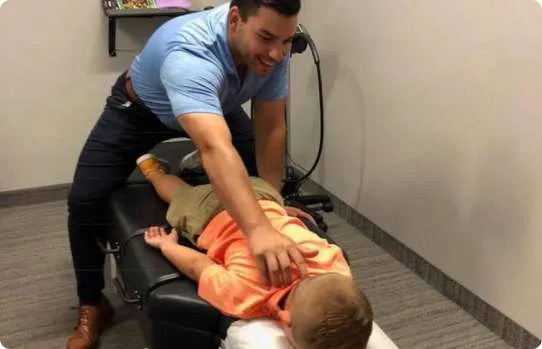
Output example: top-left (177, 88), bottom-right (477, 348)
top-left (0, 0), bottom-right (143, 191)
top-left (0, 0), bottom-right (225, 192)
top-left (289, 0), bottom-right (542, 339)
top-left (1, 0), bottom-right (541, 340)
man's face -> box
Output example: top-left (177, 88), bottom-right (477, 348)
top-left (229, 6), bottom-right (298, 76)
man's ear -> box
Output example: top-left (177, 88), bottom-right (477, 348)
top-left (228, 6), bottom-right (242, 30)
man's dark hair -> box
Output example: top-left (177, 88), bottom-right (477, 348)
top-left (230, 0), bottom-right (301, 21)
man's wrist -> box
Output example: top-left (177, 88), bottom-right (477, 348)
top-left (244, 219), bottom-right (274, 238)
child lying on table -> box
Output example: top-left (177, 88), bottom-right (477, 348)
top-left (137, 153), bottom-right (374, 349)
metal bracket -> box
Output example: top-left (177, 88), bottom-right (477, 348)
top-left (96, 237), bottom-right (120, 254)
top-left (112, 277), bottom-right (143, 308)
top-left (108, 17), bottom-right (117, 57)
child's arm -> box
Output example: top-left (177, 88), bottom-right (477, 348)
top-left (145, 228), bottom-right (258, 319)
top-left (144, 226), bottom-right (216, 282)
top-left (160, 241), bottom-right (216, 282)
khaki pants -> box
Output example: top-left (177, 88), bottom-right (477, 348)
top-left (166, 177), bottom-right (284, 245)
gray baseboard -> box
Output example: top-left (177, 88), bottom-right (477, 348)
top-left (0, 183), bottom-right (71, 208)
top-left (296, 175), bottom-right (541, 349)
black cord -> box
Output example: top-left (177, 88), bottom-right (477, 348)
top-left (284, 34), bottom-right (324, 188)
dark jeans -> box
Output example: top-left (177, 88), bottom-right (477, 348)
top-left (67, 72), bottom-right (257, 305)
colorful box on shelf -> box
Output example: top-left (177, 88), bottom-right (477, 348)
top-left (106, 0), bottom-right (191, 10)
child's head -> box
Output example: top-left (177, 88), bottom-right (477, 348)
top-left (285, 273), bottom-right (373, 349)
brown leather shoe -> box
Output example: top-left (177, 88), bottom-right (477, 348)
top-left (66, 296), bottom-right (114, 349)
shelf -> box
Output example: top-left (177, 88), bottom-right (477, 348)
top-left (103, 2), bottom-right (213, 57)
top-left (105, 7), bottom-right (191, 18)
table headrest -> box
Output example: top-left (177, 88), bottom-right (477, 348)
top-left (221, 319), bottom-right (399, 349)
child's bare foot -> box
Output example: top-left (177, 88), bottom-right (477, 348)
top-left (136, 154), bottom-right (170, 180)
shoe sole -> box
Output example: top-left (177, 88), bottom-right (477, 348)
top-left (136, 153), bottom-right (155, 165)
top-left (136, 154), bottom-right (171, 174)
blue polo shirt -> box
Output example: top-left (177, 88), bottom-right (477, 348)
top-left (129, 3), bottom-right (290, 131)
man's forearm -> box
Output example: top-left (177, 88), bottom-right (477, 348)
top-left (255, 126), bottom-right (286, 192)
top-left (201, 144), bottom-right (272, 235)
top-left (160, 241), bottom-right (216, 282)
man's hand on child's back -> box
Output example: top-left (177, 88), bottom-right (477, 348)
top-left (247, 224), bottom-right (318, 289)
top-left (144, 226), bottom-right (179, 250)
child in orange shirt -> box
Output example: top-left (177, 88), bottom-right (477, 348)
top-left (137, 154), bottom-right (374, 349)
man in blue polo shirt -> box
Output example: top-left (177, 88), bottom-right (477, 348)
top-left (66, 1), bottom-right (310, 348)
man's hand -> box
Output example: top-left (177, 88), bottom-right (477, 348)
top-left (144, 226), bottom-right (179, 250)
top-left (248, 224), bottom-right (318, 288)
top-left (284, 206), bottom-right (317, 225)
